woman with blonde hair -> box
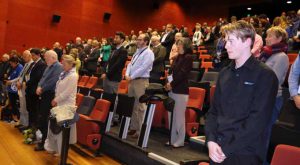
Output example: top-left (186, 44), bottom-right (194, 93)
top-left (44, 55), bottom-right (78, 156)
top-left (69, 48), bottom-right (81, 73)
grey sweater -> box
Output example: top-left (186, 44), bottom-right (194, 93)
top-left (265, 52), bottom-right (289, 96)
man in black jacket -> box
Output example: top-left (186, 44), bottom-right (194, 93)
top-left (102, 32), bottom-right (128, 94)
top-left (0, 54), bottom-right (10, 104)
top-left (150, 36), bottom-right (166, 83)
top-left (205, 21), bottom-right (278, 165)
top-left (84, 40), bottom-right (100, 76)
top-left (25, 48), bottom-right (47, 129)
top-left (161, 24), bottom-right (175, 60)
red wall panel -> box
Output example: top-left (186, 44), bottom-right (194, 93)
top-left (0, 0), bottom-right (232, 54)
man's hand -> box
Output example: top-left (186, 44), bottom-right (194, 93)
top-left (17, 82), bottom-right (21, 90)
top-left (293, 95), bottom-right (300, 109)
top-left (207, 141), bottom-right (226, 163)
top-left (125, 76), bottom-right (131, 81)
top-left (36, 87), bottom-right (42, 96)
top-left (51, 99), bottom-right (57, 107)
top-left (101, 74), bottom-right (106, 79)
top-left (165, 83), bottom-right (172, 91)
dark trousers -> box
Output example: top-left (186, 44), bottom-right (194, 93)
top-left (26, 93), bottom-right (39, 128)
top-left (149, 71), bottom-right (164, 84)
top-left (210, 155), bottom-right (262, 165)
top-left (36, 91), bottom-right (55, 144)
top-left (8, 92), bottom-right (19, 118)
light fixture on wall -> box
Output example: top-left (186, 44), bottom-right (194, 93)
top-left (286, 1), bottom-right (292, 4)
top-left (247, 7), bottom-right (252, 11)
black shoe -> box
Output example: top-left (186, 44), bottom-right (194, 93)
top-left (34, 143), bottom-right (45, 151)
top-left (18, 126), bottom-right (30, 133)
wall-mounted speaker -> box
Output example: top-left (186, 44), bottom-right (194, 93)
top-left (52, 15), bottom-right (61, 23)
top-left (103, 12), bottom-right (111, 23)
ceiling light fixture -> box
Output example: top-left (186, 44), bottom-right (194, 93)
top-left (247, 7), bottom-right (252, 11)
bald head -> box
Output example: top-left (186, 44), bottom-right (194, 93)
top-left (53, 42), bottom-right (60, 49)
top-left (22, 50), bottom-right (32, 63)
top-left (44, 50), bottom-right (58, 66)
top-left (75, 37), bottom-right (82, 44)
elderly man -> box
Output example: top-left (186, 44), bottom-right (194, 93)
top-left (84, 40), bottom-right (100, 76)
top-left (125, 33), bottom-right (154, 138)
top-left (53, 42), bottom-right (63, 62)
top-left (34, 50), bottom-right (63, 151)
top-left (150, 35), bottom-right (166, 83)
top-left (13, 50), bottom-right (34, 130)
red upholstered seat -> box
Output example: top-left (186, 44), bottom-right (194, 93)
top-left (185, 87), bottom-right (205, 137)
top-left (78, 76), bottom-right (89, 88)
top-left (271, 144), bottom-right (300, 165)
top-left (117, 80), bottom-right (128, 94)
top-left (77, 99), bottom-right (111, 151)
top-left (76, 93), bottom-right (84, 107)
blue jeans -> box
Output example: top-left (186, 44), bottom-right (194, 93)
top-left (263, 96), bottom-right (283, 165)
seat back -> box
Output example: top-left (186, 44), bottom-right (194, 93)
top-left (118, 80), bottom-right (128, 94)
top-left (200, 54), bottom-right (211, 61)
top-left (201, 62), bottom-right (213, 72)
top-left (271, 144), bottom-right (300, 165)
top-left (201, 71), bottom-right (219, 85)
top-left (78, 76), bottom-right (90, 87)
top-left (85, 76), bottom-right (98, 89)
top-left (89, 99), bottom-right (111, 122)
top-left (188, 81), bottom-right (211, 103)
top-left (187, 87), bottom-right (205, 110)
top-left (288, 53), bottom-right (298, 64)
top-left (76, 93), bottom-right (84, 107)
top-left (188, 71), bottom-right (201, 82)
top-left (77, 96), bottom-right (96, 115)
top-left (192, 61), bottom-right (201, 70)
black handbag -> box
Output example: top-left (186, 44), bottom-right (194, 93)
top-left (49, 116), bottom-right (62, 134)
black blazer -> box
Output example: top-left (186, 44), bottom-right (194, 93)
top-left (170, 53), bottom-right (193, 95)
top-left (151, 45), bottom-right (166, 73)
top-left (85, 48), bottom-right (100, 72)
top-left (105, 46), bottom-right (128, 82)
top-left (161, 32), bottom-right (175, 56)
top-left (26, 59), bottom-right (47, 95)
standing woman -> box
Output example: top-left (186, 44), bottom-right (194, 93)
top-left (165, 38), bottom-right (193, 148)
top-left (100, 38), bottom-right (112, 73)
top-left (6, 56), bottom-right (23, 122)
top-left (44, 55), bottom-right (78, 156)
top-left (259, 26), bottom-right (289, 163)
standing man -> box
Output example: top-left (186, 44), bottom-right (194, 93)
top-left (25, 48), bottom-right (47, 130)
top-left (125, 33), bottom-right (154, 138)
top-left (150, 35), bottom-right (166, 83)
top-left (85, 40), bottom-right (100, 76)
top-left (161, 24), bottom-right (175, 60)
top-left (205, 21), bottom-right (278, 164)
top-left (102, 32), bottom-right (128, 94)
top-left (14, 50), bottom-right (33, 130)
top-left (34, 50), bottom-right (63, 151)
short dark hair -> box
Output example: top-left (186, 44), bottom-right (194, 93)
top-left (30, 48), bottom-right (41, 56)
top-left (9, 55), bottom-right (19, 63)
top-left (115, 31), bottom-right (126, 41)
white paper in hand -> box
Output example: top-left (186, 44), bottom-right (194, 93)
top-left (167, 75), bottom-right (173, 83)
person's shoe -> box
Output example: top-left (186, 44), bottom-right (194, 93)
top-left (131, 133), bottom-right (139, 139)
top-left (127, 130), bottom-right (136, 136)
top-left (34, 143), bottom-right (45, 151)
top-left (172, 144), bottom-right (184, 148)
top-left (53, 153), bottom-right (60, 157)
top-left (19, 126), bottom-right (30, 133)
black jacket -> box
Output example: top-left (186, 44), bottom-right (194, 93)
top-left (151, 44), bottom-right (166, 73)
top-left (85, 48), bottom-right (100, 72)
top-left (205, 56), bottom-right (278, 161)
top-left (0, 61), bottom-right (10, 81)
top-left (170, 53), bottom-right (192, 95)
top-left (161, 32), bottom-right (175, 59)
top-left (105, 46), bottom-right (128, 82)
top-left (26, 59), bottom-right (47, 95)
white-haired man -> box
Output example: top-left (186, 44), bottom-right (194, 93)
top-left (150, 35), bottom-right (166, 83)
